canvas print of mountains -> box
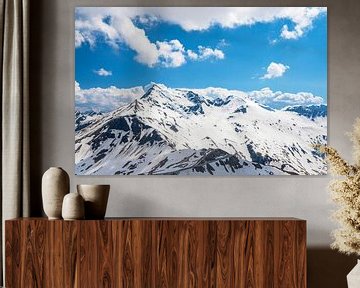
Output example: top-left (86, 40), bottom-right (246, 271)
top-left (75, 7), bottom-right (327, 176)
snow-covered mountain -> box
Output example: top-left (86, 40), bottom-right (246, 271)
top-left (75, 83), bottom-right (327, 175)
top-left (282, 104), bottom-right (327, 120)
top-left (75, 110), bottom-right (103, 132)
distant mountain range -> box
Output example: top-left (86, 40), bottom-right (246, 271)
top-left (75, 83), bottom-right (327, 175)
top-left (282, 104), bottom-right (327, 120)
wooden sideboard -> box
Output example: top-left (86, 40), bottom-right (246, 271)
top-left (5, 218), bottom-right (306, 287)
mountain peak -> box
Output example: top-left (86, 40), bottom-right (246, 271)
top-left (144, 82), bottom-right (167, 92)
top-left (141, 82), bottom-right (169, 99)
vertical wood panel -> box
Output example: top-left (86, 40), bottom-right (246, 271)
top-left (96, 221), bottom-right (113, 287)
top-left (109, 220), bottom-right (124, 288)
top-left (6, 218), bottom-right (306, 288)
top-left (254, 221), bottom-right (264, 288)
top-left (122, 220), bottom-right (135, 287)
top-left (140, 220), bottom-right (154, 288)
top-left (177, 221), bottom-right (186, 288)
top-left (112, 220), bottom-right (123, 288)
top-left (245, 221), bottom-right (256, 288)
top-left (47, 221), bottom-right (64, 288)
top-left (80, 221), bottom-right (98, 288)
top-left (132, 220), bottom-right (142, 288)
top-left (63, 221), bottom-right (80, 288)
top-left (274, 220), bottom-right (298, 288)
top-left (5, 221), bottom-right (21, 288)
top-left (233, 221), bottom-right (257, 288)
top-left (155, 220), bottom-right (170, 288)
top-left (216, 220), bottom-right (234, 288)
top-left (21, 220), bottom-right (47, 288)
top-left (201, 221), bottom-right (217, 288)
top-left (263, 221), bottom-right (275, 288)
top-left (186, 220), bottom-right (202, 288)
top-left (167, 220), bottom-right (179, 288)
top-left (296, 221), bottom-right (307, 288)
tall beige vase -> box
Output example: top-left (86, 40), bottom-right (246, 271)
top-left (77, 184), bottom-right (110, 219)
top-left (42, 167), bottom-right (70, 219)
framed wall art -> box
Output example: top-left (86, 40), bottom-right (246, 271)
top-left (75, 7), bottom-right (327, 175)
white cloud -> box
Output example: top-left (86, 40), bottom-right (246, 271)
top-left (75, 30), bottom-right (96, 48)
top-left (75, 17), bottom-right (119, 49)
top-left (133, 7), bottom-right (325, 34)
top-left (155, 40), bottom-right (226, 68)
top-left (197, 46), bottom-right (225, 60)
top-left (281, 25), bottom-right (300, 40)
top-left (279, 7), bottom-right (326, 39)
top-left (75, 7), bottom-right (325, 66)
top-left (75, 81), bottom-right (144, 112)
top-left (269, 39), bottom-right (278, 45)
top-left (187, 49), bottom-right (198, 60)
top-left (157, 39), bottom-right (186, 68)
top-left (75, 11), bottom-right (158, 67)
top-left (112, 17), bottom-right (159, 67)
top-left (94, 68), bottom-right (112, 76)
top-left (261, 62), bottom-right (289, 79)
top-left (248, 87), bottom-right (323, 108)
top-left (75, 11), bottom-right (223, 68)
top-left (75, 80), bottom-right (325, 112)
top-left (190, 87), bottom-right (248, 100)
top-left (187, 46), bottom-right (225, 61)
top-left (217, 39), bottom-right (229, 47)
top-left (75, 30), bottom-right (85, 48)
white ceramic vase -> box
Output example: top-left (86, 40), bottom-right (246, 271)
top-left (62, 192), bottom-right (85, 220)
top-left (77, 184), bottom-right (110, 219)
top-left (42, 167), bottom-right (70, 219)
top-left (347, 260), bottom-right (360, 288)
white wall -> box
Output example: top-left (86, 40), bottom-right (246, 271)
top-left (30, 0), bottom-right (360, 248)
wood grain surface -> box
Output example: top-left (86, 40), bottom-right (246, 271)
top-left (5, 218), bottom-right (306, 288)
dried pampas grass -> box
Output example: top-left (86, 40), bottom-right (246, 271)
top-left (320, 118), bottom-right (360, 256)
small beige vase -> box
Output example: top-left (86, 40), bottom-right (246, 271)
top-left (77, 184), bottom-right (110, 219)
top-left (42, 167), bottom-right (70, 219)
top-left (62, 192), bottom-right (85, 220)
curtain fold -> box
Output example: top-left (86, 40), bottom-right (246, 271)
top-left (0, 0), bottom-right (30, 284)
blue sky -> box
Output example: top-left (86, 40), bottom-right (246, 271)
top-left (75, 7), bottom-right (327, 109)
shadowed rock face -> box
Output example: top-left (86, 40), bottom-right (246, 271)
top-left (282, 104), bottom-right (327, 119)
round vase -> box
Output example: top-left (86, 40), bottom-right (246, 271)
top-left (42, 167), bottom-right (70, 219)
top-left (77, 184), bottom-right (110, 219)
top-left (62, 192), bottom-right (85, 220)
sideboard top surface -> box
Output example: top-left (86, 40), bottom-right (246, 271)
top-left (6, 217), bottom-right (305, 222)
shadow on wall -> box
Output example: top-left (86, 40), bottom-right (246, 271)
top-left (106, 191), bottom-right (183, 217)
top-left (29, 0), bottom-right (46, 216)
top-left (308, 248), bottom-right (357, 288)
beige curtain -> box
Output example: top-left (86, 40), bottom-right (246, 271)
top-left (0, 0), bottom-right (30, 284)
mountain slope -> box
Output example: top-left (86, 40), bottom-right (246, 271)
top-left (75, 83), bottom-right (327, 175)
